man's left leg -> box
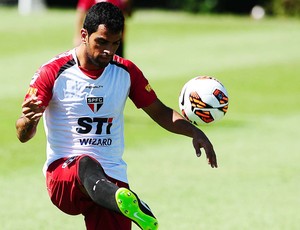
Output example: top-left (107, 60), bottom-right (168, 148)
top-left (78, 155), bottom-right (158, 230)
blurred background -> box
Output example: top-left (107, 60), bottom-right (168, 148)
top-left (1, 0), bottom-right (300, 16)
top-left (0, 0), bottom-right (299, 229)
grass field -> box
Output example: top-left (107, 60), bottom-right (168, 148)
top-left (1, 7), bottom-right (300, 230)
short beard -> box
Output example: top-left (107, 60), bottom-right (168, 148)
top-left (86, 53), bottom-right (110, 69)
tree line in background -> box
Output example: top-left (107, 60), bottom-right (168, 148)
top-left (45, 0), bottom-right (300, 16)
top-left (0, 0), bottom-right (299, 16)
top-left (134, 0), bottom-right (300, 16)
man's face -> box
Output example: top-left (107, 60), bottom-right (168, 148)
top-left (83, 24), bottom-right (122, 69)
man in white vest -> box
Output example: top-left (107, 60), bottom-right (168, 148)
top-left (16, 2), bottom-right (217, 230)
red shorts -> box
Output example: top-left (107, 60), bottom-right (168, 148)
top-left (46, 155), bottom-right (131, 230)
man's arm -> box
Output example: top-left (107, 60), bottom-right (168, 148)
top-left (142, 99), bottom-right (218, 168)
top-left (16, 95), bottom-right (44, 143)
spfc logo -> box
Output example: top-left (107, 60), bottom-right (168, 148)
top-left (87, 97), bottom-right (103, 113)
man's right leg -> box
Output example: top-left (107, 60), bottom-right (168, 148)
top-left (78, 156), bottom-right (158, 230)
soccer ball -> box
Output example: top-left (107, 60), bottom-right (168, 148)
top-left (179, 76), bottom-right (229, 125)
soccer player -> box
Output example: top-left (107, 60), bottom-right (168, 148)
top-left (15, 2), bottom-right (217, 230)
top-left (73, 0), bottom-right (132, 56)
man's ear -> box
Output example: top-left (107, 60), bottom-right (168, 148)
top-left (81, 29), bottom-right (88, 44)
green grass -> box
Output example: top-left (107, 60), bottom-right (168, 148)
top-left (0, 7), bottom-right (300, 230)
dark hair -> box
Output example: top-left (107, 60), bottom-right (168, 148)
top-left (83, 2), bottom-right (124, 35)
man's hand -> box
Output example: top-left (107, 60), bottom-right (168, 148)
top-left (192, 129), bottom-right (218, 168)
top-left (21, 96), bottom-right (44, 122)
top-left (16, 95), bottom-right (44, 143)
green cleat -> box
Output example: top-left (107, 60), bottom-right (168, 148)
top-left (115, 188), bottom-right (158, 230)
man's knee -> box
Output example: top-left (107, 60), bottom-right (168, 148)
top-left (78, 156), bottom-right (105, 183)
top-left (77, 156), bottom-right (120, 212)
